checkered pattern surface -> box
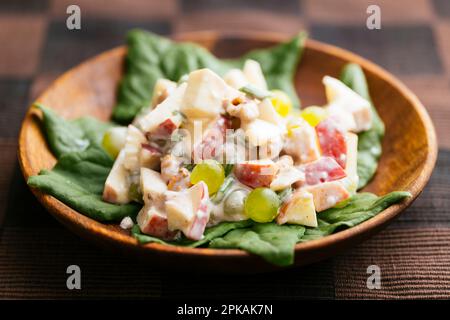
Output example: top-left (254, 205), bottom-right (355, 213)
top-left (1, 0), bottom-right (449, 299)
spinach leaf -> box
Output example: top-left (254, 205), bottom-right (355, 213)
top-left (131, 220), bottom-right (255, 247)
top-left (113, 30), bottom-right (306, 123)
top-left (209, 223), bottom-right (306, 267)
top-left (340, 63), bottom-right (385, 189)
top-left (28, 105), bottom-right (141, 222)
top-left (36, 103), bottom-right (113, 158)
top-left (28, 148), bottom-right (141, 222)
top-left (300, 191), bottom-right (410, 241)
top-left (188, 220), bottom-right (254, 247)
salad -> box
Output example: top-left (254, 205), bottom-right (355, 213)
top-left (28, 31), bottom-right (410, 266)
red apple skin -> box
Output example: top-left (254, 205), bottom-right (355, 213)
top-left (315, 119), bottom-right (347, 168)
top-left (149, 118), bottom-right (178, 140)
top-left (234, 161), bottom-right (278, 188)
top-left (140, 211), bottom-right (179, 241)
top-left (193, 116), bottom-right (232, 160)
top-left (186, 182), bottom-right (210, 240)
top-left (303, 156), bottom-right (347, 186)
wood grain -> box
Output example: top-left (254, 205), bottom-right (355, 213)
top-left (17, 32), bottom-right (437, 272)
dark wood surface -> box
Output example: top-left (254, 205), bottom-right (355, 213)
top-left (1, 0), bottom-right (450, 299)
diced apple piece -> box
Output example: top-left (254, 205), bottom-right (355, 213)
top-left (270, 166), bottom-right (305, 191)
top-left (140, 143), bottom-right (162, 169)
top-left (258, 98), bottom-right (286, 132)
top-left (103, 149), bottom-right (130, 204)
top-left (339, 132), bottom-right (359, 194)
top-left (225, 100), bottom-right (260, 123)
top-left (243, 119), bottom-right (283, 148)
top-left (315, 118), bottom-right (347, 168)
top-left (344, 132), bottom-right (358, 178)
top-left (302, 156), bottom-right (347, 186)
top-left (277, 190), bottom-right (317, 227)
top-left (192, 115), bottom-right (232, 161)
top-left (153, 118), bottom-right (179, 139)
top-left (137, 83), bottom-right (186, 133)
top-left (243, 59), bottom-right (267, 90)
top-left (234, 159), bottom-right (279, 188)
top-left (137, 205), bottom-right (179, 240)
top-left (305, 181), bottom-right (350, 212)
top-left (224, 69), bottom-right (248, 90)
top-left (283, 119), bottom-right (321, 164)
top-left (181, 69), bottom-right (241, 119)
top-left (123, 125), bottom-right (146, 173)
top-left (277, 155), bottom-right (294, 168)
top-left (326, 102), bottom-right (357, 132)
top-left (151, 79), bottom-right (177, 107)
top-left (216, 141), bottom-right (247, 165)
top-left (165, 182), bottom-right (210, 240)
top-left (323, 76), bottom-right (372, 132)
top-left (140, 168), bottom-right (167, 206)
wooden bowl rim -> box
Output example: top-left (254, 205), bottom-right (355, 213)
top-left (18, 31), bottom-right (438, 260)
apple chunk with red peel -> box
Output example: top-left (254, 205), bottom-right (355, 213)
top-left (270, 166), bottom-right (305, 191)
top-left (277, 190), bottom-right (317, 227)
top-left (305, 181), bottom-right (350, 212)
top-left (151, 78), bottom-right (177, 107)
top-left (149, 118), bottom-right (179, 141)
top-left (302, 156), bottom-right (347, 186)
top-left (193, 115), bottom-right (232, 161)
top-left (323, 76), bottom-right (372, 132)
top-left (234, 159), bottom-right (279, 188)
top-left (283, 119), bottom-right (320, 165)
top-left (140, 168), bottom-right (167, 206)
top-left (165, 182), bottom-right (210, 240)
top-left (136, 206), bottom-right (179, 240)
top-left (137, 83), bottom-right (186, 133)
top-left (315, 118), bottom-right (347, 168)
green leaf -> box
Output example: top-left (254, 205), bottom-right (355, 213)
top-left (188, 220), bottom-right (254, 247)
top-left (27, 148), bottom-right (141, 222)
top-left (340, 63), bottom-right (385, 189)
top-left (300, 191), bottom-right (410, 241)
top-left (113, 30), bottom-right (306, 123)
top-left (130, 192), bottom-right (409, 266)
top-left (35, 103), bottom-right (113, 158)
top-left (210, 223), bottom-right (306, 266)
top-left (28, 105), bottom-right (141, 222)
top-left (131, 220), bottom-right (254, 247)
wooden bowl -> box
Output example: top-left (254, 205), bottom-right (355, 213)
top-left (18, 32), bottom-right (437, 272)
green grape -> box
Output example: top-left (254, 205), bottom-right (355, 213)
top-left (224, 189), bottom-right (248, 216)
top-left (190, 160), bottom-right (225, 195)
top-left (102, 126), bottom-right (127, 158)
top-left (244, 188), bottom-right (280, 223)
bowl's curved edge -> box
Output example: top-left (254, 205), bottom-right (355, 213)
top-left (18, 31), bottom-right (438, 268)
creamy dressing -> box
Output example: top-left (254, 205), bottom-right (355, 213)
top-left (207, 178), bottom-right (250, 226)
top-left (102, 66), bottom-right (372, 240)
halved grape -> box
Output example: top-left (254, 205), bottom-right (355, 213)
top-left (224, 189), bottom-right (248, 216)
top-left (244, 188), bottom-right (280, 223)
top-left (102, 126), bottom-right (127, 158)
top-left (190, 159), bottom-right (225, 195)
